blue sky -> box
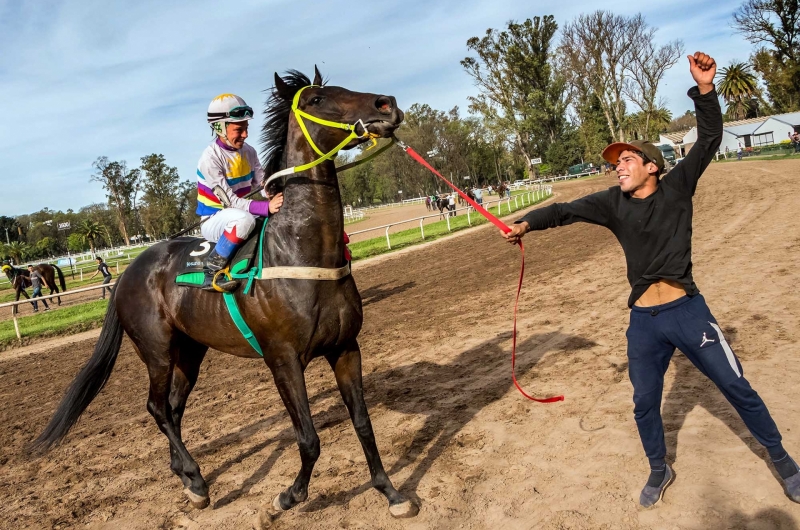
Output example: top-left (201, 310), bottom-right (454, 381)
top-left (1, 0), bottom-right (750, 215)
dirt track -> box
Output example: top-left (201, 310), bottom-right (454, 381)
top-left (2, 160), bottom-right (800, 529)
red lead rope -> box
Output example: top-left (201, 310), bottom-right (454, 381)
top-left (398, 141), bottom-right (564, 403)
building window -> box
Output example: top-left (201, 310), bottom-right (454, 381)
top-left (753, 132), bottom-right (774, 146)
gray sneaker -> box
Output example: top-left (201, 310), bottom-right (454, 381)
top-left (639, 464), bottom-right (674, 508)
top-left (784, 470), bottom-right (800, 502)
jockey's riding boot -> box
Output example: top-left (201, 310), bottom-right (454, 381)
top-left (200, 250), bottom-right (239, 292)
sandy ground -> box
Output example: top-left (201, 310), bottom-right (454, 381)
top-left (2, 160), bottom-right (800, 529)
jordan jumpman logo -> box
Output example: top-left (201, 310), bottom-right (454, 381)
top-left (700, 332), bottom-right (715, 347)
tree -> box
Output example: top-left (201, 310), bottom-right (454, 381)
top-left (4, 241), bottom-right (30, 263)
top-left (462, 16), bottom-right (571, 176)
top-left (560, 12), bottom-right (645, 143)
top-left (77, 219), bottom-right (103, 255)
top-left (717, 62), bottom-right (760, 119)
top-left (91, 157), bottom-right (140, 246)
top-left (67, 233), bottom-right (86, 253)
top-left (624, 34), bottom-right (683, 140)
top-left (139, 154), bottom-right (182, 240)
top-left (667, 110), bottom-right (697, 132)
top-left (733, 0), bottom-right (800, 112)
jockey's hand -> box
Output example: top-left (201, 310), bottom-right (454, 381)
top-left (269, 193), bottom-right (284, 214)
top-left (502, 222), bottom-right (529, 245)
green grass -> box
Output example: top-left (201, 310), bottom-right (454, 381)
top-left (350, 192), bottom-right (549, 260)
top-left (0, 299), bottom-right (108, 350)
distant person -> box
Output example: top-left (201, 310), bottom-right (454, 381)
top-left (473, 187), bottom-right (484, 206)
top-left (90, 257), bottom-right (113, 299)
top-left (724, 146), bottom-right (730, 159)
top-left (792, 132), bottom-right (800, 153)
top-left (737, 143), bottom-right (743, 160)
top-left (502, 51), bottom-right (800, 508)
top-left (27, 265), bottom-right (50, 312)
top-left (448, 193), bottom-right (456, 217)
top-left (425, 196), bottom-right (431, 211)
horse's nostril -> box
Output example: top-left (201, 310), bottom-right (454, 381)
top-left (375, 96), bottom-right (393, 114)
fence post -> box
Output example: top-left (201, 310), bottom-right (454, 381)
top-left (385, 227), bottom-right (391, 249)
top-left (467, 208), bottom-right (471, 226)
top-left (419, 219), bottom-right (425, 240)
top-left (514, 196), bottom-right (518, 209)
top-left (446, 215), bottom-right (451, 232)
top-left (80, 269), bottom-right (83, 281)
top-left (12, 305), bottom-right (20, 340)
top-left (116, 262), bottom-right (120, 274)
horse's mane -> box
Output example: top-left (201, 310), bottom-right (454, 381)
top-left (260, 70), bottom-right (312, 178)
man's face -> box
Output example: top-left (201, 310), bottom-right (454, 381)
top-left (27, 266), bottom-right (33, 272)
top-left (225, 122), bottom-right (249, 149)
top-left (616, 150), bottom-right (657, 194)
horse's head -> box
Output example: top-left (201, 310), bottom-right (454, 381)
top-left (262, 67), bottom-right (404, 179)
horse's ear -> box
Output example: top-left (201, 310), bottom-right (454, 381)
top-left (274, 73), bottom-right (293, 100)
top-left (313, 65), bottom-right (323, 86)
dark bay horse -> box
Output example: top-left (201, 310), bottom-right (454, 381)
top-left (31, 69), bottom-right (417, 520)
top-left (3, 263), bottom-right (66, 305)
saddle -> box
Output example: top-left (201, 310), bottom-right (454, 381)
top-left (175, 218), bottom-right (266, 294)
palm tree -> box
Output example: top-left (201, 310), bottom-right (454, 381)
top-left (3, 241), bottom-right (30, 264)
top-left (77, 219), bottom-right (104, 255)
top-left (716, 62), bottom-right (758, 120)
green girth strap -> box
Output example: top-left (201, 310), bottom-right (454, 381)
top-left (222, 291), bottom-right (263, 357)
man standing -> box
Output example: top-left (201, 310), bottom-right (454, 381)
top-left (90, 257), bottom-right (113, 299)
top-left (26, 265), bottom-right (50, 312)
top-left (503, 52), bottom-right (800, 507)
top-left (473, 186), bottom-right (484, 206)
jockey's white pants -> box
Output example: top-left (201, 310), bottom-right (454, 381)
top-left (200, 208), bottom-right (257, 244)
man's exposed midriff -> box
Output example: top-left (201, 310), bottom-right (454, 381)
top-left (634, 279), bottom-right (686, 307)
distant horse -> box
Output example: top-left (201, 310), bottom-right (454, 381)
top-left (435, 196), bottom-right (450, 219)
top-left (3, 263), bottom-right (66, 305)
top-left (495, 183), bottom-right (508, 198)
top-left (31, 68), bottom-right (417, 519)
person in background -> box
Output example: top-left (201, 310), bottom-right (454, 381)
top-left (26, 265), bottom-right (50, 312)
top-left (473, 186), bottom-right (484, 206)
top-left (737, 142), bottom-right (744, 160)
top-left (90, 257), bottom-right (113, 299)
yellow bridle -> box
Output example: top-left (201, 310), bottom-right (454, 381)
top-left (264, 85), bottom-right (388, 187)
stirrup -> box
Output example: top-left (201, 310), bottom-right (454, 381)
top-left (211, 267), bottom-right (236, 293)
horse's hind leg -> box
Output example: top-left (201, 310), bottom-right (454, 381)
top-left (326, 341), bottom-right (418, 518)
top-left (141, 333), bottom-right (210, 508)
top-left (168, 337), bottom-right (208, 497)
top-left (269, 355), bottom-right (320, 512)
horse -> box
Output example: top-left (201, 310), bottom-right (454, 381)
top-left (495, 182), bottom-right (508, 199)
top-left (30, 68), bottom-right (417, 520)
top-left (3, 263), bottom-right (66, 306)
top-left (435, 196), bottom-right (450, 219)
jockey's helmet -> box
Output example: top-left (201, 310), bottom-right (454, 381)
top-left (207, 94), bottom-right (253, 124)
top-left (207, 94), bottom-right (254, 142)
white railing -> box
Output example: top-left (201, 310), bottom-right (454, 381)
top-left (1, 282), bottom-right (117, 340)
top-left (348, 187), bottom-right (552, 250)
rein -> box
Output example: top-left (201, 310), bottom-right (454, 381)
top-left (393, 138), bottom-right (564, 404)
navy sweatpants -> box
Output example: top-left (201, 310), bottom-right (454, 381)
top-left (627, 294), bottom-right (782, 462)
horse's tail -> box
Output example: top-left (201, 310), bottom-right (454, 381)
top-left (53, 264), bottom-right (67, 291)
top-left (28, 287), bottom-right (124, 454)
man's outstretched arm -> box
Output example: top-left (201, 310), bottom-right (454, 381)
top-left (664, 52), bottom-right (723, 196)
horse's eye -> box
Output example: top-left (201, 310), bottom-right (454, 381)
top-left (309, 96), bottom-right (323, 105)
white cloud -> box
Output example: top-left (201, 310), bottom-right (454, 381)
top-left (0, 0), bottom-right (752, 214)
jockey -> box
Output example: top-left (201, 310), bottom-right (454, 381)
top-left (196, 94), bottom-right (283, 292)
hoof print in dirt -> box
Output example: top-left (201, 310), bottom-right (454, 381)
top-left (253, 506), bottom-right (280, 529)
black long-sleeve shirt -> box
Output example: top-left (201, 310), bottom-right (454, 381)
top-left (516, 87), bottom-right (723, 307)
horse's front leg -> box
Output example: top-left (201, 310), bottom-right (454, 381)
top-left (325, 341), bottom-right (418, 518)
top-left (268, 353), bottom-right (320, 512)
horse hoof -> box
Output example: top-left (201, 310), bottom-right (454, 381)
top-left (272, 493), bottom-right (285, 511)
top-left (183, 488), bottom-right (210, 509)
top-left (389, 500), bottom-right (419, 518)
